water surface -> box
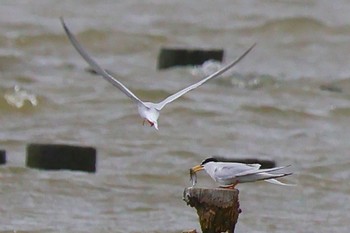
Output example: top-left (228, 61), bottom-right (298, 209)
top-left (1, 1), bottom-right (350, 232)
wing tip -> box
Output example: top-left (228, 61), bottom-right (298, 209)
top-left (59, 16), bottom-right (66, 27)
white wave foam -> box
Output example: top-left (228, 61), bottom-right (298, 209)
top-left (4, 85), bottom-right (38, 108)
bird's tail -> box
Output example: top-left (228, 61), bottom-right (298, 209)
top-left (261, 172), bottom-right (295, 186)
top-left (236, 165), bottom-right (290, 177)
top-left (264, 178), bottom-right (295, 186)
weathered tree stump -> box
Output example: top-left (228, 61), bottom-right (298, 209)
top-left (183, 187), bottom-right (240, 233)
top-left (0, 150), bottom-right (6, 165)
top-left (157, 48), bottom-right (224, 70)
top-left (26, 143), bottom-right (97, 173)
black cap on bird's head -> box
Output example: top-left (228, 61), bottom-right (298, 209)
top-left (201, 157), bottom-right (219, 165)
top-left (191, 157), bottom-right (219, 173)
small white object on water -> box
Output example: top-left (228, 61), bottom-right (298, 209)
top-left (4, 85), bottom-right (38, 108)
top-left (191, 60), bottom-right (224, 77)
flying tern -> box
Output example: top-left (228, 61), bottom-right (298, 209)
top-left (190, 157), bottom-right (293, 188)
top-left (60, 17), bottom-right (255, 130)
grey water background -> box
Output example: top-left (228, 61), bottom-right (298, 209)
top-left (1, 0), bottom-right (350, 232)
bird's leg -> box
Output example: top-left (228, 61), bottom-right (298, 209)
top-left (221, 181), bottom-right (238, 189)
top-left (143, 119), bottom-right (145, 126)
top-left (147, 120), bottom-right (154, 127)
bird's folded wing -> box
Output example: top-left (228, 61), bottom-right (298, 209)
top-left (214, 163), bottom-right (258, 180)
top-left (235, 165), bottom-right (291, 177)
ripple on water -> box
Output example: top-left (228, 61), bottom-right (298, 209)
top-left (238, 16), bottom-right (350, 36)
top-left (241, 104), bottom-right (320, 119)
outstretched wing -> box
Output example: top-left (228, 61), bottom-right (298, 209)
top-left (154, 43), bottom-right (256, 110)
top-left (60, 17), bottom-right (145, 106)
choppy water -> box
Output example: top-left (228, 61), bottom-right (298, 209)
top-left (1, 1), bottom-right (350, 232)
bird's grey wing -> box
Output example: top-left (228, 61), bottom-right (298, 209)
top-left (214, 163), bottom-right (258, 180)
top-left (235, 165), bottom-right (291, 177)
top-left (60, 17), bottom-right (145, 106)
top-left (154, 43), bottom-right (256, 110)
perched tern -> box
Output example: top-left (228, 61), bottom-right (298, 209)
top-left (60, 17), bottom-right (255, 130)
top-left (190, 157), bottom-right (293, 188)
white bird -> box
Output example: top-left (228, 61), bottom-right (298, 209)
top-left (190, 157), bottom-right (293, 188)
top-left (60, 17), bottom-right (255, 130)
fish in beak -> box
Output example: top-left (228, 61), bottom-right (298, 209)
top-left (189, 164), bottom-right (204, 187)
top-left (191, 164), bottom-right (204, 173)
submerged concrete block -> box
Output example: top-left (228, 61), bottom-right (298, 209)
top-left (26, 143), bottom-right (96, 173)
top-left (157, 48), bottom-right (224, 70)
top-left (0, 150), bottom-right (6, 165)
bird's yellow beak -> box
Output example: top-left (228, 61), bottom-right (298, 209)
top-left (191, 164), bottom-right (204, 173)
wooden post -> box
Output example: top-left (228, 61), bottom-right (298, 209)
top-left (183, 187), bottom-right (240, 233)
